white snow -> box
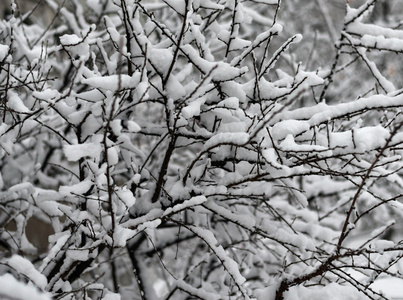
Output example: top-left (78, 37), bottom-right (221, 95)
top-left (32, 89), bottom-right (60, 104)
top-left (271, 120), bottom-right (310, 140)
top-left (218, 121), bottom-right (247, 133)
top-left (347, 22), bottom-right (403, 40)
top-left (63, 143), bottom-right (102, 161)
top-left (149, 48), bottom-right (173, 74)
top-left (104, 16), bottom-right (122, 46)
top-left (136, 219), bottom-right (162, 234)
top-left (371, 277), bottom-right (403, 299)
top-left (135, 81), bottom-right (149, 100)
top-left (66, 249), bottom-right (89, 261)
top-left (212, 62), bottom-right (248, 81)
top-left (8, 182), bottom-right (35, 194)
top-left (295, 70), bottom-right (324, 86)
top-left (68, 110), bottom-right (90, 126)
top-left (116, 188), bottom-right (136, 207)
top-left (218, 97), bottom-right (239, 109)
top-left (59, 33), bottom-right (81, 45)
top-left (82, 73), bottom-right (141, 91)
top-left (262, 148), bottom-right (282, 168)
top-left (166, 75), bottom-right (186, 100)
top-left (127, 120), bottom-right (141, 132)
top-left (8, 91), bottom-right (30, 113)
top-left (360, 34), bottom-right (403, 52)
top-left (272, 93), bottom-right (403, 129)
top-left (280, 134), bottom-right (328, 153)
top-left (103, 292), bottom-right (121, 300)
top-left (329, 126), bottom-right (389, 152)
top-left (182, 97), bottom-right (206, 118)
top-left (197, 0), bottom-right (224, 10)
top-left (0, 44), bottom-right (9, 61)
top-left (292, 220), bottom-right (339, 243)
top-left (59, 33), bottom-right (90, 57)
top-left (256, 284), bottom-right (277, 300)
top-left (344, 4), bottom-right (371, 25)
top-left (107, 146), bottom-right (119, 166)
top-left (203, 132), bottom-right (249, 149)
top-left (229, 37), bottom-right (251, 51)
top-left (8, 255), bottom-right (48, 290)
top-left (39, 233), bottom-right (69, 273)
top-left (37, 200), bottom-right (63, 217)
top-left (110, 119), bottom-right (122, 136)
top-left (163, 196), bottom-right (207, 216)
top-left (59, 179), bottom-right (93, 196)
top-left (0, 274), bottom-right (51, 300)
top-left (123, 207), bottom-right (164, 229)
top-left (369, 240), bottom-right (395, 253)
top-left (253, 0), bottom-right (278, 3)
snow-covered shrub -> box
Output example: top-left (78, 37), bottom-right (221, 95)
top-left (1, 0), bottom-right (403, 299)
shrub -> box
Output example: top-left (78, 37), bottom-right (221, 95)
top-left (1, 0), bottom-right (403, 299)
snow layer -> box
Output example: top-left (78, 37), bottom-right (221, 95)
top-left (59, 179), bottom-right (93, 196)
top-left (8, 255), bottom-right (47, 290)
top-left (371, 277), bottom-right (403, 299)
top-left (63, 143), bottom-right (102, 161)
top-left (127, 120), bottom-right (141, 132)
top-left (360, 34), bottom-right (403, 52)
top-left (274, 93), bottom-right (403, 125)
top-left (82, 73), bottom-right (141, 91)
top-left (0, 274), bottom-right (51, 300)
top-left (271, 120), bottom-right (310, 140)
top-left (149, 48), bottom-right (173, 74)
top-left (163, 196), bottom-right (207, 216)
top-left (280, 134), bottom-right (328, 153)
top-left (329, 126), bottom-right (389, 152)
top-left (59, 33), bottom-right (90, 57)
top-left (0, 44), bottom-right (9, 61)
top-left (8, 91), bottom-right (30, 113)
top-left (204, 132), bottom-right (249, 149)
top-left (347, 22), bottom-right (403, 40)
